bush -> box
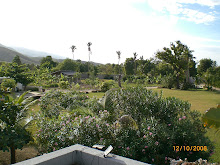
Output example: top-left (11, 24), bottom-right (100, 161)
top-left (100, 82), bottom-right (111, 92)
top-left (161, 74), bottom-right (175, 89)
top-left (136, 79), bottom-right (145, 84)
top-left (0, 78), bottom-right (16, 91)
top-left (58, 81), bottom-right (69, 89)
top-left (104, 74), bottom-right (114, 79)
top-left (28, 86), bottom-right (39, 91)
top-left (39, 90), bottom-right (89, 118)
top-left (100, 80), bottom-right (114, 92)
top-left (35, 87), bottom-right (213, 164)
top-left (180, 82), bottom-right (195, 90)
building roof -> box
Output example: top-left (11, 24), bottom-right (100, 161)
top-left (51, 70), bottom-right (76, 76)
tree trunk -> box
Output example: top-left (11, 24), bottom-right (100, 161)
top-left (176, 74), bottom-right (180, 89)
top-left (118, 74), bottom-right (121, 88)
top-left (10, 146), bottom-right (16, 164)
top-left (185, 57), bottom-right (190, 83)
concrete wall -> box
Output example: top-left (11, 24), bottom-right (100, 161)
top-left (14, 144), bottom-right (150, 165)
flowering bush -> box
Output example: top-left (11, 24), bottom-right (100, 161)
top-left (39, 90), bottom-right (89, 118)
top-left (35, 87), bottom-right (213, 164)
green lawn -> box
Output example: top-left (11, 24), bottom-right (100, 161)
top-left (151, 88), bottom-right (220, 113)
top-left (87, 92), bottom-right (105, 99)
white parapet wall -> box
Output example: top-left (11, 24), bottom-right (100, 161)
top-left (14, 144), bottom-right (150, 165)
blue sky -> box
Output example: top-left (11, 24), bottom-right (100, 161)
top-left (0, 0), bottom-right (219, 65)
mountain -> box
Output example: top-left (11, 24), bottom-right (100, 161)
top-left (11, 47), bottom-right (66, 59)
top-left (0, 44), bottom-right (40, 64)
top-left (0, 43), bottom-right (102, 66)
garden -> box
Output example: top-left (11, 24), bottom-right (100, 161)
top-left (0, 41), bottom-right (220, 165)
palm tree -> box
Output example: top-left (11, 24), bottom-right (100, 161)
top-left (70, 45), bottom-right (77, 60)
top-left (133, 52), bottom-right (138, 75)
top-left (87, 42), bottom-right (92, 74)
top-left (116, 51), bottom-right (122, 88)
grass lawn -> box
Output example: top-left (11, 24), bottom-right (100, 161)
top-left (87, 92), bottom-right (105, 99)
top-left (151, 88), bottom-right (220, 113)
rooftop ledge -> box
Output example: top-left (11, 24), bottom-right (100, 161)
top-left (14, 144), bottom-right (151, 165)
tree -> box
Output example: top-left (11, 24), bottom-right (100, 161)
top-left (56, 59), bottom-right (79, 71)
top-left (156, 41), bottom-right (194, 89)
top-left (133, 52), bottom-right (138, 75)
top-left (40, 56), bottom-right (58, 69)
top-left (70, 45), bottom-right (77, 60)
top-left (183, 46), bottom-right (195, 83)
top-left (87, 42), bottom-right (92, 74)
top-left (116, 51), bottom-right (122, 87)
top-left (2, 63), bottom-right (33, 90)
top-left (197, 58), bottom-right (217, 75)
top-left (124, 58), bottom-right (135, 75)
top-left (98, 64), bottom-right (114, 75)
top-left (0, 92), bottom-right (33, 164)
top-left (0, 78), bottom-right (16, 91)
top-left (12, 55), bottom-right (22, 65)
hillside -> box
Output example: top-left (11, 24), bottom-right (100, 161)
top-left (11, 46), bottom-right (65, 59)
top-left (0, 44), bottom-right (102, 66)
top-left (0, 45), bottom-right (40, 64)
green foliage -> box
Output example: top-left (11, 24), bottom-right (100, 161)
top-left (39, 90), bottom-right (89, 118)
top-left (12, 55), bottom-right (22, 65)
top-left (58, 81), bottom-right (69, 89)
top-left (35, 87), bottom-right (213, 164)
top-left (0, 92), bottom-right (33, 163)
top-left (202, 68), bottom-right (215, 90)
top-left (202, 106), bottom-right (220, 129)
top-left (1, 63), bottom-right (33, 88)
top-left (124, 58), bottom-right (135, 75)
top-left (0, 78), bottom-right (16, 91)
top-left (180, 81), bottom-right (195, 90)
top-left (56, 58), bottom-right (78, 71)
top-left (40, 56), bottom-right (57, 69)
top-left (100, 82), bottom-right (111, 92)
top-left (213, 66), bottom-right (220, 88)
top-left (161, 74), bottom-right (175, 89)
top-left (72, 83), bottom-right (81, 90)
top-left (156, 41), bottom-right (195, 89)
top-left (198, 58), bottom-right (216, 75)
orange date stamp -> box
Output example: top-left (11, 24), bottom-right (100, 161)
top-left (173, 146), bottom-right (207, 152)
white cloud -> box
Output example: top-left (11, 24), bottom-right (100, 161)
top-left (146, 0), bottom-right (218, 24)
top-left (181, 9), bottom-right (215, 24)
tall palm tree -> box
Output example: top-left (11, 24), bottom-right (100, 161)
top-left (70, 45), bottom-right (77, 60)
top-left (87, 42), bottom-right (92, 74)
top-left (116, 51), bottom-right (122, 88)
top-left (133, 52), bottom-right (138, 75)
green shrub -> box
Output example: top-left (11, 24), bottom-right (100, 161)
top-left (161, 74), bottom-right (175, 89)
top-left (35, 87), bottom-right (213, 164)
top-left (180, 82), bottom-right (195, 90)
top-left (136, 79), bottom-right (145, 84)
top-left (100, 81), bottom-right (112, 92)
top-left (28, 87), bottom-right (39, 91)
top-left (1, 78), bottom-right (16, 91)
top-left (58, 81), bottom-right (69, 89)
